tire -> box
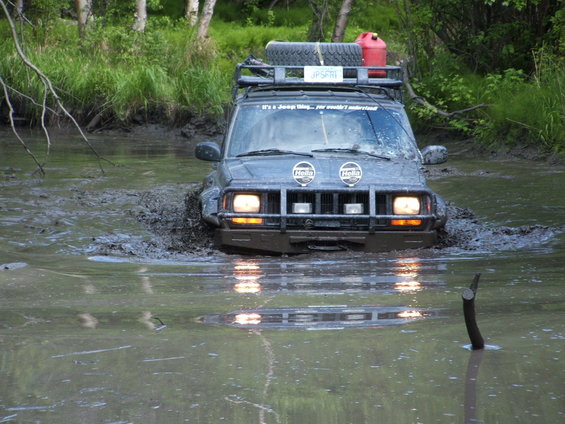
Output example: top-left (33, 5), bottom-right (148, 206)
top-left (265, 42), bottom-right (362, 67)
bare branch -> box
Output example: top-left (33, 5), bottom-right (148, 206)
top-left (0, 76), bottom-right (45, 175)
top-left (0, 0), bottom-right (113, 173)
top-left (2, 82), bottom-right (58, 114)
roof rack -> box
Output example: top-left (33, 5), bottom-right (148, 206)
top-left (234, 63), bottom-right (403, 91)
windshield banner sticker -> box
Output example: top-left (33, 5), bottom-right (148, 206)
top-left (339, 162), bottom-right (362, 186)
top-left (293, 161), bottom-right (316, 186)
top-left (261, 104), bottom-right (379, 111)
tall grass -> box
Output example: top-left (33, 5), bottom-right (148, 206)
top-left (473, 62), bottom-right (564, 153)
top-left (0, 19), bottom-right (231, 127)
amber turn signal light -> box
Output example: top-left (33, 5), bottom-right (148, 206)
top-left (231, 217), bottom-right (263, 224)
top-left (391, 219), bottom-right (422, 226)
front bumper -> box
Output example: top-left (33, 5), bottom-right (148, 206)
top-left (216, 228), bottom-right (438, 254)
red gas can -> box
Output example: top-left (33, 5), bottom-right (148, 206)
top-left (355, 32), bottom-right (387, 77)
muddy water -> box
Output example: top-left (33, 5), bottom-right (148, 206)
top-left (1, 129), bottom-right (564, 424)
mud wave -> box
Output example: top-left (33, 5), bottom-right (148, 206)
top-left (87, 185), bottom-right (216, 259)
top-left (87, 187), bottom-right (563, 258)
top-left (437, 203), bottom-right (562, 252)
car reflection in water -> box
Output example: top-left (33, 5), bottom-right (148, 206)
top-left (204, 258), bottom-right (446, 295)
top-left (201, 258), bottom-right (443, 329)
top-left (202, 305), bottom-right (440, 330)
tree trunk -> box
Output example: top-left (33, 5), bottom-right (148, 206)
top-left (185, 0), bottom-right (199, 26)
top-left (12, 0), bottom-right (24, 19)
top-left (331, 0), bottom-right (353, 42)
top-left (197, 0), bottom-right (217, 39)
top-left (75, 0), bottom-right (91, 39)
top-left (132, 0), bottom-right (147, 33)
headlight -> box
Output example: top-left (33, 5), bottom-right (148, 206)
top-left (233, 194), bottom-right (260, 213)
top-left (393, 196), bottom-right (420, 215)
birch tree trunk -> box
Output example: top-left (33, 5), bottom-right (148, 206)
top-left (197, 0), bottom-right (217, 39)
top-left (185, 0), bottom-right (199, 26)
top-left (75, 0), bottom-right (91, 39)
top-left (132, 0), bottom-right (147, 33)
top-left (331, 0), bottom-right (353, 42)
top-left (12, 0), bottom-right (24, 19)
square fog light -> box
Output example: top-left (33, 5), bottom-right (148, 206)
top-left (344, 203), bottom-right (364, 214)
top-left (292, 203), bottom-right (312, 214)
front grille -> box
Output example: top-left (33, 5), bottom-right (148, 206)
top-left (287, 191), bottom-right (370, 215)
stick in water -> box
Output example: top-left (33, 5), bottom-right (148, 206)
top-left (462, 273), bottom-right (485, 350)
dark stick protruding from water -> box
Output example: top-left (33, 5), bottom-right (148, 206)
top-left (462, 273), bottom-right (485, 350)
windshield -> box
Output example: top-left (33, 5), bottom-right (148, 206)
top-left (226, 103), bottom-right (419, 160)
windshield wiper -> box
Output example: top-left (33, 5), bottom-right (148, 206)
top-left (311, 148), bottom-right (391, 160)
top-left (236, 149), bottom-right (313, 158)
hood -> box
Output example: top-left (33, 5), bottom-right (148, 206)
top-left (220, 156), bottom-right (426, 189)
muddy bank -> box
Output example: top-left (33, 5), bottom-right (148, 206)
top-left (417, 130), bottom-right (564, 164)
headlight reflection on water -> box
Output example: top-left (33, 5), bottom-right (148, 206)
top-left (233, 259), bottom-right (264, 294)
top-left (233, 313), bottom-right (262, 325)
top-left (393, 258), bottom-right (423, 292)
top-left (394, 280), bottom-right (422, 292)
top-left (397, 310), bottom-right (424, 319)
top-left (234, 281), bottom-right (262, 294)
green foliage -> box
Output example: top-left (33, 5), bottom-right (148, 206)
top-left (92, 0), bottom-right (163, 26)
top-left (209, 20), bottom-right (308, 64)
top-left (215, 1), bottom-right (312, 27)
top-left (403, 0), bottom-right (563, 73)
top-left (349, 0), bottom-right (400, 35)
top-left (1, 0), bottom-right (562, 154)
top-left (407, 51), bottom-right (480, 133)
top-left (473, 53), bottom-right (564, 152)
top-left (24, 0), bottom-right (72, 22)
top-left (21, 0), bottom-right (72, 45)
top-left (409, 48), bottom-right (564, 153)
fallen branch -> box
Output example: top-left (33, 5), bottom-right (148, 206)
top-left (0, 0), bottom-right (112, 174)
top-left (462, 273), bottom-right (485, 350)
top-left (400, 59), bottom-right (491, 120)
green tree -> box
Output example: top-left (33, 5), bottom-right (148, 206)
top-left (404, 0), bottom-right (563, 73)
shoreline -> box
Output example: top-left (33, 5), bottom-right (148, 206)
top-left (1, 123), bottom-right (562, 164)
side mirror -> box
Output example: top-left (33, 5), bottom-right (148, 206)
top-left (421, 145), bottom-right (448, 165)
top-left (195, 141), bottom-right (221, 162)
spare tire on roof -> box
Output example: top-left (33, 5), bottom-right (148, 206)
top-left (265, 42), bottom-right (362, 67)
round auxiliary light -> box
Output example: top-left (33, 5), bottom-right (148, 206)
top-left (293, 161), bottom-right (316, 186)
top-left (339, 162), bottom-right (362, 187)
